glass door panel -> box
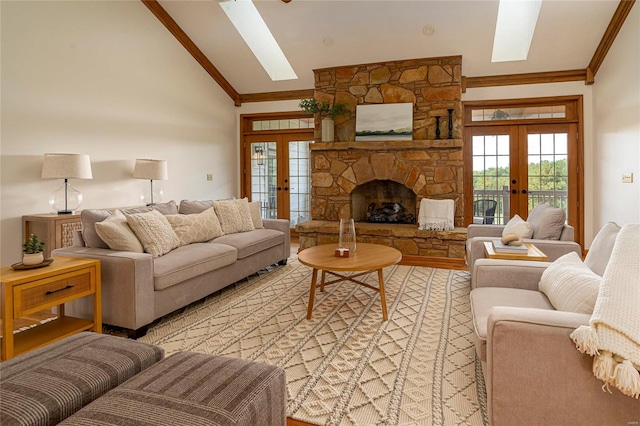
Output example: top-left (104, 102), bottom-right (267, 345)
top-left (526, 131), bottom-right (569, 213)
top-left (471, 131), bottom-right (511, 225)
top-left (288, 140), bottom-right (311, 227)
top-left (250, 141), bottom-right (278, 219)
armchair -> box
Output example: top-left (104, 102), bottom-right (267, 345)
top-left (469, 222), bottom-right (639, 425)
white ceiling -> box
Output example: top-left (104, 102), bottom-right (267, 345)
top-left (157, 0), bottom-right (620, 95)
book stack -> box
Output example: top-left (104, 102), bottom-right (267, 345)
top-left (491, 239), bottom-right (528, 254)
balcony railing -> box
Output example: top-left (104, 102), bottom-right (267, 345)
top-left (473, 187), bottom-right (568, 225)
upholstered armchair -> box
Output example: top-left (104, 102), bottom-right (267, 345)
top-left (469, 222), bottom-right (639, 425)
top-left (466, 203), bottom-right (582, 271)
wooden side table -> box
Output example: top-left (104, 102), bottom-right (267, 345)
top-left (0, 256), bottom-right (101, 360)
top-left (22, 213), bottom-right (83, 258)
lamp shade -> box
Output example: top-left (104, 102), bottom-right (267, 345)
top-left (41, 153), bottom-right (93, 179)
top-left (133, 159), bottom-right (168, 180)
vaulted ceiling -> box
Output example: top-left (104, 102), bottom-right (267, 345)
top-left (145, 0), bottom-right (635, 104)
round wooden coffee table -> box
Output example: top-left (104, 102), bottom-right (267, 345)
top-left (298, 243), bottom-right (402, 321)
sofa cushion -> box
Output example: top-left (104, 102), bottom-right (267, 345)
top-left (214, 198), bottom-right (255, 234)
top-left (126, 209), bottom-right (181, 258)
top-left (95, 209), bottom-right (144, 252)
top-left (165, 207), bottom-right (224, 246)
top-left (470, 287), bottom-right (554, 361)
top-left (527, 203), bottom-right (566, 240)
top-left (539, 252), bottom-right (601, 314)
top-left (0, 332), bottom-right (163, 426)
top-left (502, 214), bottom-right (533, 239)
top-left (212, 228), bottom-right (284, 259)
top-left (584, 221), bottom-right (621, 276)
top-left (179, 199), bottom-right (213, 215)
top-left (153, 243), bottom-right (238, 291)
top-left (249, 201), bottom-right (264, 229)
top-left (81, 209), bottom-right (111, 248)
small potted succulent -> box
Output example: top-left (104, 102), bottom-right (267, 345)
top-left (23, 234), bottom-right (45, 265)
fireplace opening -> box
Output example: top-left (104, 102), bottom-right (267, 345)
top-left (351, 180), bottom-right (417, 224)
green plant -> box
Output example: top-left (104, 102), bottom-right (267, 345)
top-left (299, 98), bottom-right (351, 120)
top-left (23, 234), bottom-right (45, 254)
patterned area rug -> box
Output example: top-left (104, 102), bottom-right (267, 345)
top-left (139, 258), bottom-right (488, 426)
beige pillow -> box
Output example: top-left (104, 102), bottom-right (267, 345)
top-left (125, 209), bottom-right (180, 258)
top-left (95, 209), bottom-right (144, 253)
top-left (584, 222), bottom-right (621, 276)
top-left (502, 214), bottom-right (533, 239)
top-left (527, 204), bottom-right (566, 240)
top-left (165, 207), bottom-right (224, 246)
top-left (249, 201), bottom-right (264, 229)
top-left (213, 198), bottom-right (255, 234)
top-left (539, 252), bottom-right (601, 314)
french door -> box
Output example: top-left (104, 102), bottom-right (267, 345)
top-left (463, 96), bottom-right (584, 246)
top-left (244, 134), bottom-right (313, 227)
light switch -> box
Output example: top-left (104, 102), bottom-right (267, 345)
top-left (206, 173), bottom-right (213, 181)
top-left (622, 173), bottom-right (633, 183)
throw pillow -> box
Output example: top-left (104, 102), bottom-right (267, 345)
top-left (584, 222), bottom-right (621, 276)
top-left (249, 201), bottom-right (264, 229)
top-left (179, 199), bottom-right (214, 215)
top-left (539, 252), bottom-right (601, 314)
top-left (165, 207), bottom-right (224, 246)
top-left (80, 209), bottom-right (112, 248)
top-left (95, 209), bottom-right (144, 252)
top-left (213, 198), bottom-right (255, 234)
top-left (502, 214), bottom-right (533, 239)
top-left (527, 204), bottom-right (566, 240)
top-left (125, 209), bottom-right (180, 258)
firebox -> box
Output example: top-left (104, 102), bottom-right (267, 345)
top-left (351, 180), bottom-right (417, 224)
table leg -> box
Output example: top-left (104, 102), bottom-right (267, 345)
top-left (320, 270), bottom-right (326, 292)
top-left (306, 268), bottom-right (319, 320)
top-left (377, 269), bottom-right (388, 321)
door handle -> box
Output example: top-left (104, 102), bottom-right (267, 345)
top-left (521, 189), bottom-right (528, 194)
top-left (277, 187), bottom-right (282, 191)
top-left (284, 187), bottom-right (289, 191)
top-left (511, 189), bottom-right (517, 194)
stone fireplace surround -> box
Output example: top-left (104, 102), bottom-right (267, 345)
top-left (296, 56), bottom-right (467, 259)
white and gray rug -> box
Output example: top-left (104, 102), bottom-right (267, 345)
top-left (139, 258), bottom-right (488, 426)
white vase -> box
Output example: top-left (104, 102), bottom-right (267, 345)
top-left (23, 252), bottom-right (44, 265)
top-left (321, 117), bottom-right (335, 142)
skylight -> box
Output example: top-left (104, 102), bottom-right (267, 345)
top-left (219, 0), bottom-right (298, 81)
top-left (492, 0), bottom-right (542, 62)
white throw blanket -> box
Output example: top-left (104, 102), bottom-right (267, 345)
top-left (570, 223), bottom-right (640, 399)
top-left (417, 198), bottom-right (454, 231)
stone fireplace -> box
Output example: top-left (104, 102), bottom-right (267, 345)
top-left (296, 56), bottom-right (468, 259)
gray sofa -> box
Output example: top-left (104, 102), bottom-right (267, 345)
top-left (469, 222), bottom-right (640, 425)
top-left (52, 200), bottom-right (290, 337)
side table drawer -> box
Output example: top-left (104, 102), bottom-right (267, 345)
top-left (13, 269), bottom-right (95, 317)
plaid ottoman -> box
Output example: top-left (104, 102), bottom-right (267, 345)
top-left (59, 352), bottom-right (287, 426)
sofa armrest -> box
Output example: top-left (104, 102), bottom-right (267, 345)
top-left (51, 246), bottom-right (155, 331)
top-left (467, 224), bottom-right (504, 239)
top-left (485, 307), bottom-right (639, 426)
top-left (263, 219), bottom-right (291, 261)
top-left (472, 258), bottom-right (550, 290)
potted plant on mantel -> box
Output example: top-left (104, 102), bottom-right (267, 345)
top-left (23, 233), bottom-right (45, 265)
top-left (299, 98), bottom-right (351, 142)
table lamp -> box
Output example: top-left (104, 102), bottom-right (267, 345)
top-left (133, 159), bottom-right (168, 206)
top-left (41, 153), bottom-right (93, 214)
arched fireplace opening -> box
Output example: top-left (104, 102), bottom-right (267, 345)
top-left (351, 180), bottom-right (417, 224)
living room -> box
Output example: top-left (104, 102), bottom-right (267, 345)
top-left (1, 1), bottom-right (639, 425)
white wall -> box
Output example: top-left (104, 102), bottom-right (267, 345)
top-left (592, 3), bottom-right (640, 227)
top-left (1, 1), bottom-right (238, 265)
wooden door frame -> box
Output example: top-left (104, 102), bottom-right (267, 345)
top-left (463, 95), bottom-right (584, 248)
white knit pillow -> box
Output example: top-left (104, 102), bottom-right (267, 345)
top-left (125, 209), bottom-right (180, 258)
top-left (213, 198), bottom-right (255, 234)
top-left (94, 209), bottom-right (144, 253)
top-left (502, 214), bottom-right (533, 239)
top-left (539, 252), bottom-right (601, 314)
top-left (165, 207), bottom-right (224, 246)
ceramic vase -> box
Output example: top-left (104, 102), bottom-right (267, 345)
top-left (338, 218), bottom-right (357, 253)
top-left (321, 117), bottom-right (335, 142)
top-left (23, 252), bottom-right (44, 266)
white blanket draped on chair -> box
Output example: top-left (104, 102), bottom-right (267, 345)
top-left (417, 198), bottom-right (454, 231)
top-left (571, 223), bottom-right (640, 399)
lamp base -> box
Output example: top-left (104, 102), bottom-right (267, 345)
top-left (57, 210), bottom-right (75, 215)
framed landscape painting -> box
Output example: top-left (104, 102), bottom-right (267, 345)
top-left (355, 103), bottom-right (413, 141)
